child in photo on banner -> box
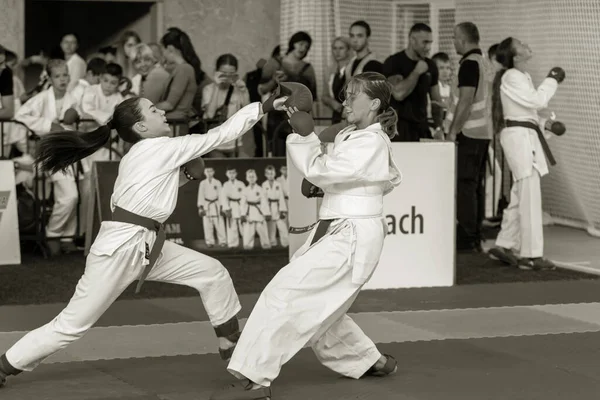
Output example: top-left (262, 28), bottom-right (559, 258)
top-left (240, 168), bottom-right (271, 250)
top-left (276, 165), bottom-right (289, 228)
top-left (198, 166), bottom-right (227, 248)
top-left (220, 166), bottom-right (246, 248)
top-left (262, 165), bottom-right (288, 247)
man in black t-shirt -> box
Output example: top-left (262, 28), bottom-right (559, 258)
top-left (0, 45), bottom-right (15, 121)
top-left (383, 23), bottom-right (444, 142)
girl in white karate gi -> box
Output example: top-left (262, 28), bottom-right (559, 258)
top-left (14, 59), bottom-right (81, 255)
top-left (0, 95), bottom-right (288, 388)
top-left (212, 72), bottom-right (402, 400)
top-left (487, 37), bottom-right (565, 270)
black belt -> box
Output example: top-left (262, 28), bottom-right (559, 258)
top-left (505, 120), bottom-right (556, 166)
top-left (112, 206), bottom-right (165, 293)
top-left (310, 220), bottom-right (333, 246)
top-left (246, 201), bottom-right (263, 217)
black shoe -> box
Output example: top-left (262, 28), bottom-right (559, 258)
top-left (488, 247), bottom-right (519, 266)
top-left (518, 258), bottom-right (556, 271)
top-left (362, 354), bottom-right (398, 377)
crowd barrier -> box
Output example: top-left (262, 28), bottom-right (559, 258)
top-left (1, 115), bottom-right (510, 259)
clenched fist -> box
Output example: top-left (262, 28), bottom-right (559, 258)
top-left (415, 60), bottom-right (429, 75)
top-left (547, 67), bottom-right (565, 83)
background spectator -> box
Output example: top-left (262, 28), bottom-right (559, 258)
top-left (157, 27), bottom-right (202, 135)
top-left (202, 54), bottom-right (251, 158)
top-left (259, 31), bottom-right (317, 156)
top-left (116, 30), bottom-right (141, 79)
top-left (60, 33), bottom-right (87, 93)
top-left (322, 36), bottom-right (352, 124)
top-left (130, 43), bottom-right (169, 104)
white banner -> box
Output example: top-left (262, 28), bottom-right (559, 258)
top-left (288, 142), bottom-right (456, 289)
top-left (0, 160), bottom-right (21, 265)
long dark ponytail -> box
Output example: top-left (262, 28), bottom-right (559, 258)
top-left (161, 27), bottom-right (205, 84)
top-left (36, 97), bottom-right (144, 174)
top-left (491, 37), bottom-right (516, 134)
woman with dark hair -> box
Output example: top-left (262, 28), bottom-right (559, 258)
top-left (212, 72), bottom-right (402, 400)
top-left (487, 37), bottom-right (565, 271)
top-left (157, 27), bottom-right (203, 135)
top-left (0, 95), bottom-right (290, 388)
top-left (202, 53), bottom-right (252, 157)
top-left (259, 31), bottom-right (318, 156)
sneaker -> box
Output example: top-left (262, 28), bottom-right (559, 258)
top-left (488, 247), bottom-right (519, 266)
top-left (518, 258), bottom-right (556, 271)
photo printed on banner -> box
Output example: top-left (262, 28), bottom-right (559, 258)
top-left (175, 158), bottom-right (288, 254)
top-left (92, 158), bottom-right (288, 256)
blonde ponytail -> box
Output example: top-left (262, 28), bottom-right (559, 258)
top-left (377, 107), bottom-right (398, 139)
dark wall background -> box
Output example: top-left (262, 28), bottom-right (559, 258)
top-left (25, 0), bottom-right (154, 58)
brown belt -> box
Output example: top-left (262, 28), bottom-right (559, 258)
top-left (112, 206), bottom-right (165, 293)
top-left (505, 120), bottom-right (556, 166)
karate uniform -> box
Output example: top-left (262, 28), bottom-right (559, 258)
top-left (81, 84), bottom-right (124, 162)
top-left (240, 183), bottom-right (271, 250)
top-left (227, 122), bottom-right (402, 386)
top-left (15, 88), bottom-right (80, 240)
top-left (262, 179), bottom-right (288, 247)
top-left (276, 175), bottom-right (290, 237)
top-left (221, 179), bottom-right (246, 248)
top-left (198, 178), bottom-right (226, 246)
top-left (3, 102), bottom-right (263, 372)
top-left (495, 69), bottom-right (558, 258)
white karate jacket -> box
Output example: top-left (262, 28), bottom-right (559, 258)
top-left (500, 69), bottom-right (558, 180)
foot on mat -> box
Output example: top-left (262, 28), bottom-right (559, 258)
top-left (363, 354), bottom-right (398, 377)
top-left (518, 257), bottom-right (556, 271)
top-left (219, 342), bottom-right (236, 361)
top-left (210, 380), bottom-right (271, 400)
top-left (488, 247), bottom-right (519, 266)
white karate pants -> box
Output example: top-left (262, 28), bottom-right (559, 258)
top-left (228, 223), bottom-right (381, 387)
top-left (495, 170), bottom-right (543, 258)
top-left (267, 218), bottom-right (289, 247)
top-left (5, 240), bottom-right (241, 371)
top-left (203, 216), bottom-right (226, 246)
top-left (46, 174), bottom-right (78, 239)
top-left (225, 218), bottom-right (243, 248)
top-left (242, 221), bottom-right (270, 250)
